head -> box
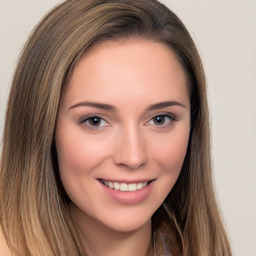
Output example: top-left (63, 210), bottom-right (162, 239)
top-left (1, 0), bottom-right (224, 255)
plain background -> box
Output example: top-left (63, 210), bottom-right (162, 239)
top-left (0, 1), bottom-right (255, 255)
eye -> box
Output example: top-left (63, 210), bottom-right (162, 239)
top-left (147, 114), bottom-right (176, 126)
top-left (83, 116), bottom-right (109, 128)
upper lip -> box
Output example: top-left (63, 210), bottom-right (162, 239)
top-left (98, 178), bottom-right (155, 184)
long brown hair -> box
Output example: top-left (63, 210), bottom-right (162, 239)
top-left (0, 0), bottom-right (232, 255)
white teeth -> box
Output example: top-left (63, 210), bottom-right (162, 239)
top-left (113, 182), bottom-right (120, 190)
top-left (128, 183), bottom-right (137, 191)
top-left (102, 180), bottom-right (149, 191)
top-left (109, 181), bottom-right (114, 188)
top-left (120, 183), bottom-right (128, 191)
top-left (137, 183), bottom-right (144, 190)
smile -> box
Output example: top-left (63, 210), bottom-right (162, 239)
top-left (100, 180), bottom-right (149, 192)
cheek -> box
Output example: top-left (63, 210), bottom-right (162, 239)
top-left (56, 128), bottom-right (109, 177)
top-left (138, 129), bottom-right (189, 214)
top-left (153, 127), bottom-right (190, 173)
top-left (152, 128), bottom-right (190, 202)
top-left (55, 127), bottom-right (111, 205)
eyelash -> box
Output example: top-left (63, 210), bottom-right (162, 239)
top-left (79, 113), bottom-right (177, 130)
top-left (79, 115), bottom-right (111, 130)
top-left (146, 113), bottom-right (177, 127)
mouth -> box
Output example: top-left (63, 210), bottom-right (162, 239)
top-left (99, 179), bottom-right (152, 192)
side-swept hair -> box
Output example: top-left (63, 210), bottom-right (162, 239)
top-left (0, 0), bottom-right (232, 255)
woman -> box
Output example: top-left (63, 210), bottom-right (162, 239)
top-left (0, 0), bottom-right (232, 255)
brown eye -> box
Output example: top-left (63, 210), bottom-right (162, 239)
top-left (85, 116), bottom-right (108, 127)
top-left (148, 114), bottom-right (176, 127)
top-left (88, 117), bottom-right (101, 126)
top-left (152, 115), bottom-right (166, 125)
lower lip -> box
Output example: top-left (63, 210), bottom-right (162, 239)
top-left (99, 181), bottom-right (154, 204)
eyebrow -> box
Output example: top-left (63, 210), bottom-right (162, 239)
top-left (69, 101), bottom-right (116, 111)
top-left (147, 101), bottom-right (187, 111)
top-left (68, 100), bottom-right (187, 111)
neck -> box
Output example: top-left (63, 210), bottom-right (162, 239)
top-left (71, 206), bottom-right (152, 256)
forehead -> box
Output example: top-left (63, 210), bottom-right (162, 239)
top-left (61, 39), bottom-right (189, 109)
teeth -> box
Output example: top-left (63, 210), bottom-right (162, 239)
top-left (103, 180), bottom-right (109, 186)
top-left (102, 180), bottom-right (148, 191)
top-left (128, 183), bottom-right (137, 191)
top-left (113, 182), bottom-right (120, 190)
top-left (137, 183), bottom-right (144, 190)
top-left (120, 183), bottom-right (128, 191)
top-left (109, 181), bottom-right (114, 188)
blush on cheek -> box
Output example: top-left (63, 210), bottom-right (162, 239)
top-left (157, 136), bottom-right (189, 169)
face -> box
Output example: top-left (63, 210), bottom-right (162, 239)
top-left (55, 39), bottom-right (190, 233)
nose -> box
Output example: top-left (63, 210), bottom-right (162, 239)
top-left (113, 126), bottom-right (147, 169)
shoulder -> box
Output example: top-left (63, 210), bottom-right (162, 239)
top-left (0, 226), bottom-right (12, 256)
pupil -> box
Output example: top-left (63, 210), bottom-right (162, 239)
top-left (90, 117), bottom-right (101, 126)
top-left (154, 116), bottom-right (164, 125)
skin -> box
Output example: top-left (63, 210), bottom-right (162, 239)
top-left (0, 228), bottom-right (11, 256)
top-left (55, 39), bottom-right (191, 256)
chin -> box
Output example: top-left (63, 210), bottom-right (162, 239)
top-left (93, 207), bottom-right (154, 234)
top-left (102, 217), bottom-right (151, 234)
